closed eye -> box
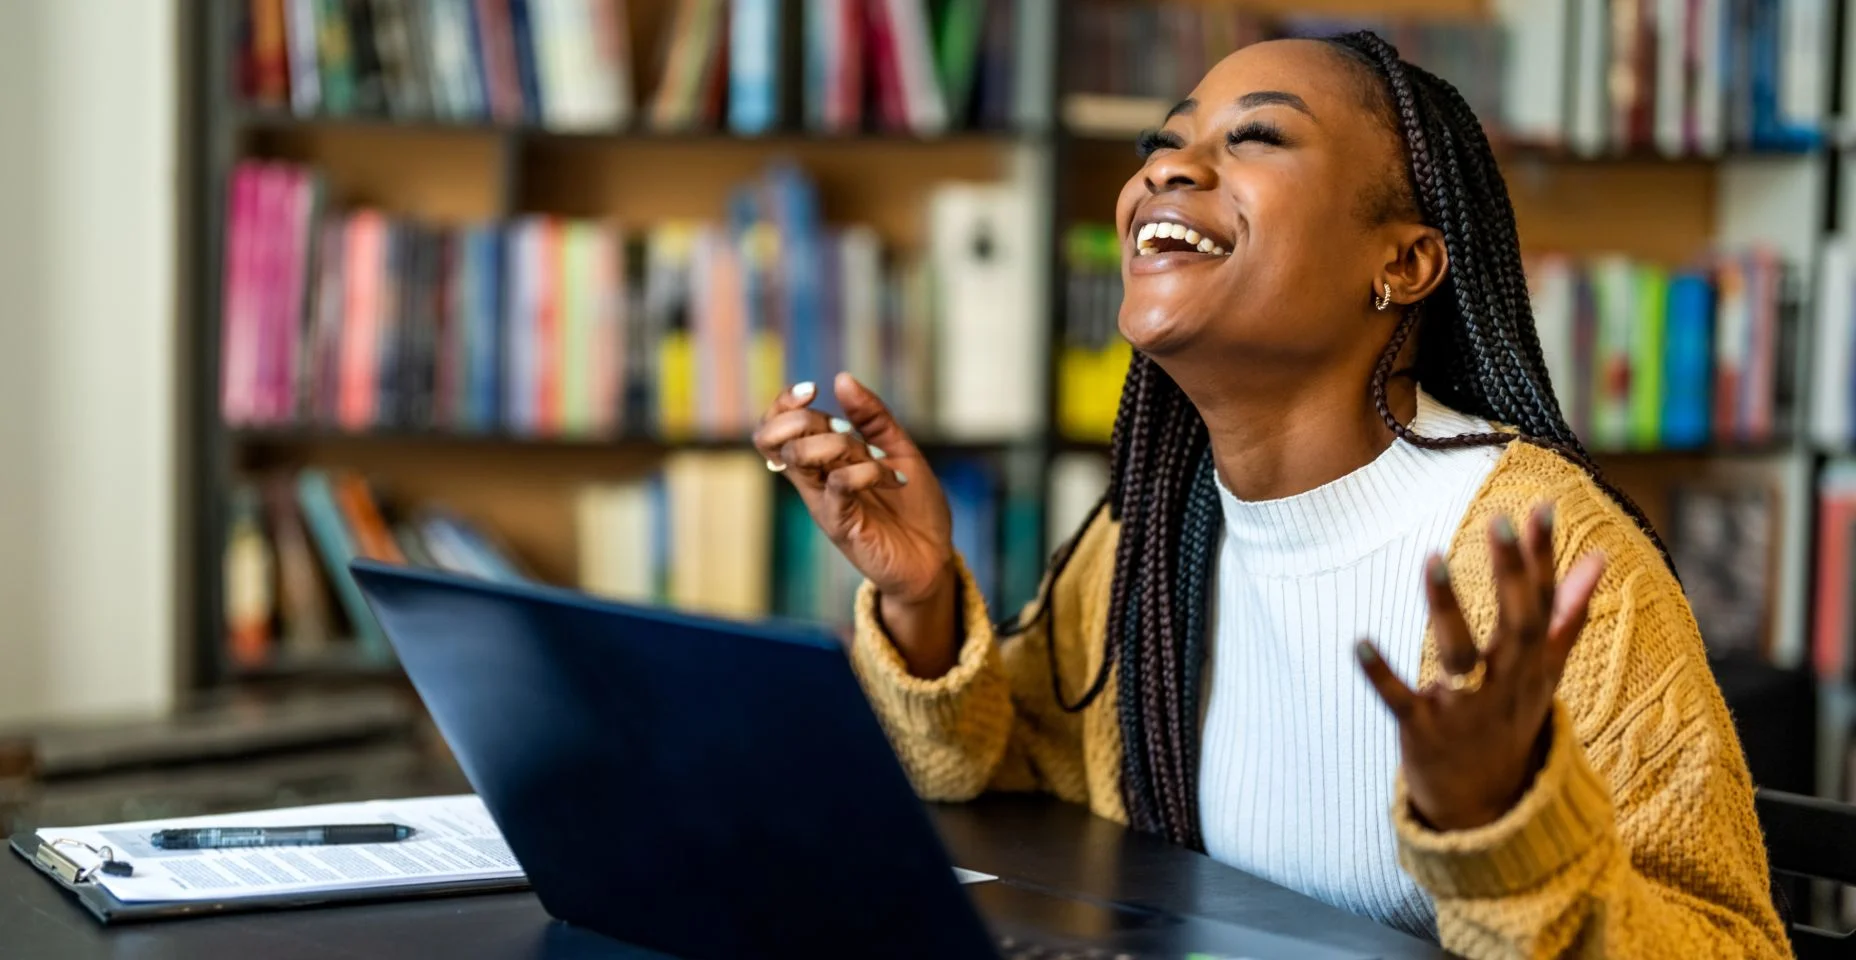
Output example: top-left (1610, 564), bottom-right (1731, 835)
top-left (1136, 129), bottom-right (1185, 160)
top-left (1227, 120), bottom-right (1290, 149)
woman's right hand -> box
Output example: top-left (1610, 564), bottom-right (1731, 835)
top-left (753, 373), bottom-right (961, 675)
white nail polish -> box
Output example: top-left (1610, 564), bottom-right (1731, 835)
top-left (830, 418), bottom-right (853, 434)
top-left (894, 471), bottom-right (909, 486)
top-left (869, 446), bottom-right (888, 460)
top-left (792, 381), bottom-right (816, 401)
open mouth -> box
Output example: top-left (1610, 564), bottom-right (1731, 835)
top-left (1134, 217), bottom-right (1231, 258)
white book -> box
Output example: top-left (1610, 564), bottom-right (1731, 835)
top-left (1779, 0), bottom-right (1830, 133)
top-left (531, 0), bottom-right (575, 128)
top-left (1812, 238), bottom-right (1853, 449)
top-left (284, 0), bottom-right (321, 115)
top-left (1654, 0), bottom-right (1687, 156)
top-left (1528, 255), bottom-right (1578, 413)
top-left (576, 482), bottom-right (656, 602)
top-left (1692, 0), bottom-right (1725, 155)
top-left (1495, 0), bottom-right (1570, 146)
top-left (1569, 0), bottom-right (1610, 156)
top-left (929, 183), bottom-right (1044, 441)
top-left (838, 226), bottom-right (884, 390)
top-left (1047, 453), bottom-right (1110, 556)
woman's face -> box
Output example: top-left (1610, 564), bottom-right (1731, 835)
top-left (1114, 40), bottom-right (1416, 366)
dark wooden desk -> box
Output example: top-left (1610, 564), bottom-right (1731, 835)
top-left (1, 795), bottom-right (1446, 959)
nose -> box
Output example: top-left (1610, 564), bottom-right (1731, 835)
top-left (1143, 146), bottom-right (1216, 195)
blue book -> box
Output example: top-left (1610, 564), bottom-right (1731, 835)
top-left (768, 166), bottom-right (825, 387)
top-left (295, 470), bottom-right (391, 660)
top-left (1661, 271), bottom-right (1716, 448)
top-left (939, 458), bottom-right (998, 612)
top-left (507, 0), bottom-right (544, 124)
top-left (729, 0), bottom-right (781, 134)
top-left (463, 0), bottom-right (494, 120)
top-left (463, 225), bottom-right (505, 431)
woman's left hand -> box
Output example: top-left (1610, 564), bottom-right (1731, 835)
top-left (1356, 505), bottom-right (1608, 832)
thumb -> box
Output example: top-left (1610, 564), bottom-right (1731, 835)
top-left (835, 372), bottom-right (919, 456)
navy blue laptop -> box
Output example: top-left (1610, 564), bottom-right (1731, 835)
top-left (350, 560), bottom-right (1374, 960)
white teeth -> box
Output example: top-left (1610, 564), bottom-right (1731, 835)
top-left (1138, 243), bottom-right (1156, 256)
top-left (1184, 229), bottom-right (1201, 245)
top-left (1170, 223), bottom-right (1188, 239)
top-left (1138, 223), bottom-right (1157, 242)
top-left (1214, 245), bottom-right (1227, 256)
top-left (1197, 238), bottom-right (1214, 253)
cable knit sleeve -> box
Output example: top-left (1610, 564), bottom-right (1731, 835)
top-left (847, 512), bottom-right (1123, 813)
top-left (1398, 445), bottom-right (1791, 958)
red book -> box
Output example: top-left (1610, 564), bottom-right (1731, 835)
top-left (865, 0), bottom-right (907, 132)
top-left (1814, 487), bottom-right (1854, 680)
top-left (474, 0), bottom-right (525, 123)
top-left (340, 212), bottom-right (388, 430)
top-left (536, 219), bottom-right (563, 434)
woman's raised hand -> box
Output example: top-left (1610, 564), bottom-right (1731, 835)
top-left (1356, 505), bottom-right (1607, 832)
top-left (753, 374), bottom-right (960, 673)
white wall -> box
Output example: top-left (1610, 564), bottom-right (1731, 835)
top-left (0, 0), bottom-right (179, 723)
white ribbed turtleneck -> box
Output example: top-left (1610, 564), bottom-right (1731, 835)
top-left (1196, 389), bottom-right (1500, 940)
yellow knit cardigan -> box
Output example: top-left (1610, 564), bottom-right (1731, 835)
top-left (848, 441), bottom-right (1791, 958)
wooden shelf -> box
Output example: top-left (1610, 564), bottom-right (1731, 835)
top-left (228, 426), bottom-right (1042, 457)
top-left (234, 109), bottom-right (1039, 147)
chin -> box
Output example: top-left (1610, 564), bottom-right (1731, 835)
top-left (1117, 300), bottom-right (1207, 356)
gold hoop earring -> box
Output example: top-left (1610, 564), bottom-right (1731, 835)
top-left (1373, 282), bottom-right (1393, 312)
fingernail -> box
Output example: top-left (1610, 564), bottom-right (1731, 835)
top-left (1355, 640), bottom-right (1379, 665)
top-left (869, 446), bottom-right (888, 460)
top-left (1492, 515), bottom-right (1517, 545)
top-left (1426, 557), bottom-right (1450, 587)
top-left (830, 417), bottom-right (853, 434)
top-left (792, 381), bottom-right (816, 401)
top-left (894, 471), bottom-right (909, 486)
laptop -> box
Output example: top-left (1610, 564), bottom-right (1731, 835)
top-left (350, 560), bottom-right (1377, 960)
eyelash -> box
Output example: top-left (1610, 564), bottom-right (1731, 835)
top-left (1135, 121), bottom-right (1290, 160)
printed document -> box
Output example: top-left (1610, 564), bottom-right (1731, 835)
top-left (34, 795), bottom-right (522, 903)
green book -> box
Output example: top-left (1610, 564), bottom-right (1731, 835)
top-left (933, 0), bottom-right (986, 127)
top-left (1628, 265), bottom-right (1668, 451)
top-left (316, 0), bottom-right (356, 115)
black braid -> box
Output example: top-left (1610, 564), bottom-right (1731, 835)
top-left (1001, 31), bottom-right (1672, 849)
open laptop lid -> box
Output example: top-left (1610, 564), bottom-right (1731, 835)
top-left (350, 560), bottom-right (996, 960)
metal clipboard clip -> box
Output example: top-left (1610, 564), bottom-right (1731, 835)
top-left (35, 839), bottom-right (133, 883)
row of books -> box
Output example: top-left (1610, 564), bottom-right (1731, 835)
top-left (1499, 0), bottom-right (1829, 155)
top-left (1059, 225), bottom-right (1128, 443)
top-left (1528, 250), bottom-right (1795, 452)
top-left (238, 0), bottom-right (633, 129)
top-left (1058, 4), bottom-right (1504, 140)
top-left (223, 469), bottom-right (525, 669)
top-left (575, 450), bottom-right (1045, 625)
top-left (235, 0), bottom-right (1049, 135)
top-left (219, 159), bottom-right (1045, 441)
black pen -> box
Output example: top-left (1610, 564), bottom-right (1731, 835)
top-left (150, 823), bottom-right (416, 850)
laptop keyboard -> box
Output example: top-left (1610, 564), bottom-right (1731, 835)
top-left (995, 937), bottom-right (1137, 960)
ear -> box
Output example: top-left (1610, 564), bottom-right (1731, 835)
top-left (1379, 225), bottom-right (1448, 308)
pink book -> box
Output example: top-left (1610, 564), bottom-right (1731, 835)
top-left (1745, 251), bottom-right (1779, 444)
top-left (536, 219), bottom-right (563, 435)
top-left (340, 212), bottom-right (387, 430)
top-left (270, 169), bottom-right (313, 423)
top-left (252, 165), bottom-right (287, 424)
top-left (219, 164), bottom-right (261, 424)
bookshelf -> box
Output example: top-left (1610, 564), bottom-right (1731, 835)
top-left (183, 0), bottom-right (1841, 800)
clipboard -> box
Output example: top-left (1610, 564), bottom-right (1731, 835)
top-left (9, 832), bottom-right (531, 925)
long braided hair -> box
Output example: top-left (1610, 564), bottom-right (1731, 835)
top-left (1011, 31), bottom-right (1672, 849)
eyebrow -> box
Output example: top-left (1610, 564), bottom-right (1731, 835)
top-left (1163, 91), bottom-right (1316, 123)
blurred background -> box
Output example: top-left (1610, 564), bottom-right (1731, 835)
top-left (0, 0), bottom-right (1847, 919)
